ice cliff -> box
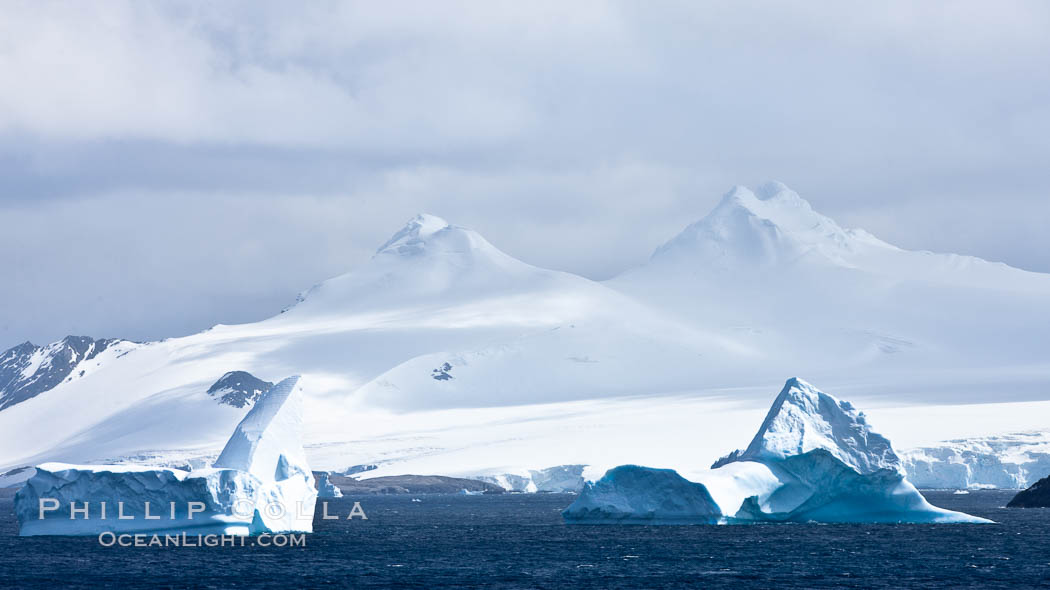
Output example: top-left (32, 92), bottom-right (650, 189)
top-left (15, 376), bottom-right (317, 536)
top-left (900, 432), bottom-right (1050, 490)
top-left (564, 378), bottom-right (989, 524)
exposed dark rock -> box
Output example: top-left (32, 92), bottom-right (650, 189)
top-left (0, 336), bottom-right (125, 411)
top-left (431, 362), bottom-right (453, 381)
top-left (1007, 474), bottom-right (1050, 508)
top-left (207, 371), bottom-right (274, 408)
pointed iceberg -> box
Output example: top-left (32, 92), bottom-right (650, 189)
top-left (565, 378), bottom-right (990, 524)
top-left (712, 377), bottom-right (899, 473)
top-left (15, 376), bottom-right (318, 536)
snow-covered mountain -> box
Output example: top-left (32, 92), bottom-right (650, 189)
top-left (0, 213), bottom-right (728, 471)
top-left (1, 185), bottom-right (1048, 489)
top-left (649, 182), bottom-right (895, 270)
top-left (0, 336), bottom-right (136, 411)
top-left (612, 182), bottom-right (1050, 401)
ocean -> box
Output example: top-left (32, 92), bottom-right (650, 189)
top-left (1, 490), bottom-right (1048, 588)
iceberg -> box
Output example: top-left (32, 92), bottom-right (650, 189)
top-left (15, 376), bottom-right (317, 536)
top-left (562, 465), bottom-right (721, 524)
top-left (564, 378), bottom-right (990, 524)
top-left (316, 472), bottom-right (343, 498)
top-left (476, 464), bottom-right (586, 493)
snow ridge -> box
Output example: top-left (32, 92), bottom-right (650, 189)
top-left (375, 213), bottom-right (453, 256)
top-left (374, 213), bottom-right (508, 262)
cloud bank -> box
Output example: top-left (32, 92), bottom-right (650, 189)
top-left (2, 1), bottom-right (1048, 346)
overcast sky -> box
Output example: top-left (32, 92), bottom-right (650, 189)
top-left (2, 1), bottom-right (1049, 349)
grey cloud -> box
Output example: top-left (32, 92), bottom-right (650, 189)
top-left (1, 1), bottom-right (1048, 347)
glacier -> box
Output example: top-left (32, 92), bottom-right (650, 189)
top-left (899, 431), bottom-right (1050, 490)
top-left (15, 376), bottom-right (317, 536)
top-left (564, 378), bottom-right (990, 524)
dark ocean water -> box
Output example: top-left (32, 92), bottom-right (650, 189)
top-left (1, 490), bottom-right (1048, 589)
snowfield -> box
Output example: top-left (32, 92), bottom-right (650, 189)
top-left (1, 184), bottom-right (1048, 491)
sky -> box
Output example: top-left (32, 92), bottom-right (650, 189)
top-left (2, 0), bottom-right (1049, 349)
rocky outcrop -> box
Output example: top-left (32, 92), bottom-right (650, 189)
top-left (1007, 475), bottom-right (1050, 508)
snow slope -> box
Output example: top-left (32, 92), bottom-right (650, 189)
top-left (0, 213), bottom-right (755, 471)
top-left (612, 182), bottom-right (1050, 402)
top-left (1, 186), bottom-right (1048, 488)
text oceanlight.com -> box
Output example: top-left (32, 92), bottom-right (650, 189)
top-left (98, 532), bottom-right (307, 547)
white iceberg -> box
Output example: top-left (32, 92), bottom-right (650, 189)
top-left (15, 376), bottom-right (317, 536)
top-left (565, 378), bottom-right (991, 524)
top-left (476, 464), bottom-right (586, 493)
top-left (316, 472), bottom-right (343, 498)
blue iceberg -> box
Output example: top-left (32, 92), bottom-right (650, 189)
top-left (564, 378), bottom-right (990, 524)
top-left (15, 376), bottom-right (318, 536)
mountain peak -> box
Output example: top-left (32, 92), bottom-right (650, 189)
top-left (713, 182), bottom-right (815, 220)
top-left (730, 378), bottom-right (900, 474)
top-left (375, 214), bottom-right (453, 256)
top-left (754, 181), bottom-right (801, 202)
top-left (651, 183), bottom-right (884, 268)
top-left (284, 213), bottom-right (547, 314)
